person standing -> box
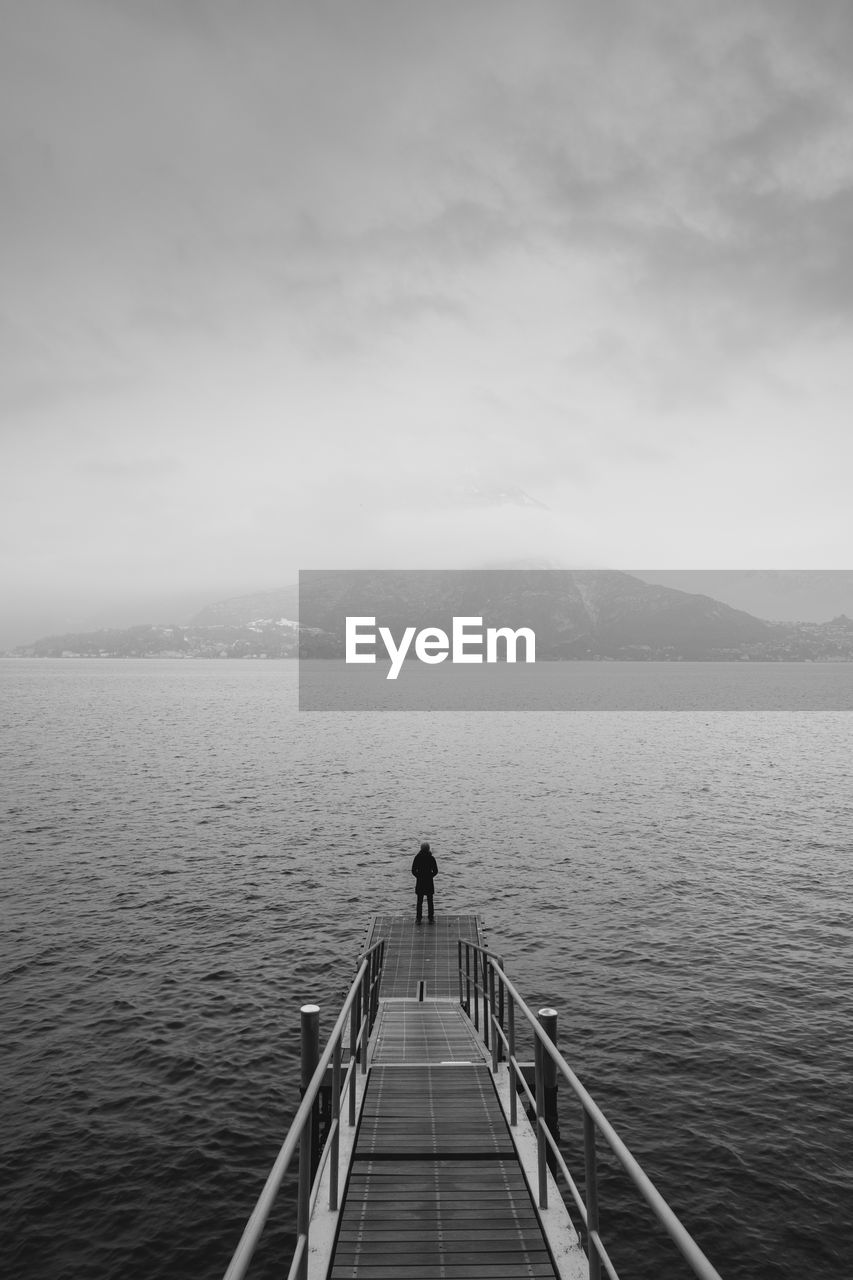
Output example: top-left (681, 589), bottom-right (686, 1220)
top-left (411, 841), bottom-right (438, 924)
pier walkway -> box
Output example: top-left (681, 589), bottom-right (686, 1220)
top-left (224, 911), bottom-right (725, 1280)
top-left (326, 913), bottom-right (584, 1280)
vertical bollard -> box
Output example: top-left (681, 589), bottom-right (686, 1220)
top-left (360, 967), bottom-right (369, 1074)
top-left (330, 1038), bottom-right (341, 1210)
top-left (538, 1007), bottom-right (559, 1176)
top-left (353, 980), bottom-right (362, 1065)
top-left (584, 1110), bottom-right (602, 1280)
top-left (473, 948), bottom-right (479, 1031)
top-left (488, 961), bottom-right (498, 1071)
top-left (301, 1004), bottom-right (320, 1178)
top-left (497, 959), bottom-right (505, 1062)
top-left (483, 955), bottom-right (490, 1053)
top-left (508, 992), bottom-right (517, 1126)
top-left (298, 1004), bottom-right (320, 1280)
top-left (368, 949), bottom-right (376, 1027)
top-left (365, 951), bottom-right (372, 1030)
top-left (348, 986), bottom-right (357, 1126)
top-left (368, 947), bottom-right (376, 1024)
top-left (534, 1029), bottom-right (547, 1208)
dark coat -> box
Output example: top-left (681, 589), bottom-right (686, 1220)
top-left (411, 850), bottom-right (438, 894)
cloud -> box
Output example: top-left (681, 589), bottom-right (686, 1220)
top-left (7, 0), bottom-right (852, 378)
top-left (404, 2), bottom-right (853, 359)
top-left (3, 0), bottom-right (853, 637)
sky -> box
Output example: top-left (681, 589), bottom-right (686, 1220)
top-left (3, 0), bottom-right (853, 645)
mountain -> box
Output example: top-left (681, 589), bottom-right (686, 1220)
top-left (11, 572), bottom-right (853, 660)
top-left (632, 570), bottom-right (853, 623)
top-left (189, 586), bottom-right (299, 628)
top-left (437, 473), bottom-right (549, 510)
top-left (297, 569), bottom-right (778, 660)
top-left (11, 619), bottom-right (299, 660)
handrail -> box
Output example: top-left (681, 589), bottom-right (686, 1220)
top-left (458, 938), bottom-right (724, 1280)
top-left (224, 938), bottom-right (386, 1280)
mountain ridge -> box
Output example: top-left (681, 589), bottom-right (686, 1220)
top-left (10, 571), bottom-right (853, 660)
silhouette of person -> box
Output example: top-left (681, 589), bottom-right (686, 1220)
top-left (411, 841), bottom-right (438, 925)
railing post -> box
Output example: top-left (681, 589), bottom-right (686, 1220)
top-left (368, 948), bottom-right (377, 1027)
top-left (473, 948), bottom-right (479, 1031)
top-left (364, 950), bottom-right (372, 1029)
top-left (497, 958), bottom-right (505, 1062)
top-left (483, 954), bottom-right (490, 1052)
top-left (534, 1027), bottom-right (547, 1209)
top-left (465, 942), bottom-right (471, 1016)
top-left (297, 1004), bottom-right (319, 1280)
top-left (539, 1007), bottom-right (559, 1175)
top-left (350, 972), bottom-right (361, 1064)
top-left (584, 1109), bottom-right (602, 1280)
top-left (488, 960), bottom-right (498, 1072)
top-left (360, 966), bottom-right (369, 1074)
top-left (301, 1003), bottom-right (321, 1180)
top-left (458, 939), bottom-right (463, 1006)
top-left (329, 1036), bottom-right (342, 1209)
top-left (372, 946), bottom-right (380, 1023)
top-left (508, 990), bottom-right (517, 1126)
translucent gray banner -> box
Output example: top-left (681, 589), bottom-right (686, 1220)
top-left (298, 570), bottom-right (853, 711)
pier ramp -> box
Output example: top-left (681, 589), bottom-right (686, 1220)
top-left (325, 913), bottom-right (585, 1280)
top-left (224, 911), bottom-right (724, 1280)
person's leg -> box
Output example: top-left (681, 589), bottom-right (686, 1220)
top-left (427, 892), bottom-right (434, 923)
top-left (416, 891), bottom-right (423, 923)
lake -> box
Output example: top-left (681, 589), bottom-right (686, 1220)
top-left (2, 659), bottom-right (851, 1279)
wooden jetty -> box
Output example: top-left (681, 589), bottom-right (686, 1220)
top-left (224, 913), bottom-right (724, 1280)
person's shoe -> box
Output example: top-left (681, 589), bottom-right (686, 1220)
top-left (416, 918), bottom-right (422, 926)
top-left (428, 918), bottom-right (435, 925)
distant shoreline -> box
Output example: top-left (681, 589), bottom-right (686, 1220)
top-left (6, 653), bottom-right (853, 663)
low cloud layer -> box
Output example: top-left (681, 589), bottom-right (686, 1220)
top-left (3, 1), bottom-right (853, 643)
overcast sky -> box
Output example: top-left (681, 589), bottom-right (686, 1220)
top-left (3, 0), bottom-right (853, 643)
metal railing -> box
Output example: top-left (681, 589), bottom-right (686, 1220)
top-left (458, 938), bottom-right (724, 1280)
top-left (224, 938), bottom-right (386, 1280)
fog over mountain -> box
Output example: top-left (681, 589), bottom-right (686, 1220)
top-left (6, 568), bottom-right (853, 654)
top-left (12, 571), bottom-right (853, 662)
top-left (632, 571), bottom-right (853, 624)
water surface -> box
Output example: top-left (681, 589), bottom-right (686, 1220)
top-left (2, 659), bottom-right (851, 1279)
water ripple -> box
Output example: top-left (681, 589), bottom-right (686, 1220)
top-left (1, 660), bottom-right (852, 1280)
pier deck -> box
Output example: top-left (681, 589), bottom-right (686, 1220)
top-left (366, 913), bottom-right (479, 999)
top-left (226, 910), bottom-right (724, 1280)
top-left (325, 914), bottom-right (582, 1280)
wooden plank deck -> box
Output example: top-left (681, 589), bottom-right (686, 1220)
top-left (326, 915), bottom-right (565, 1280)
